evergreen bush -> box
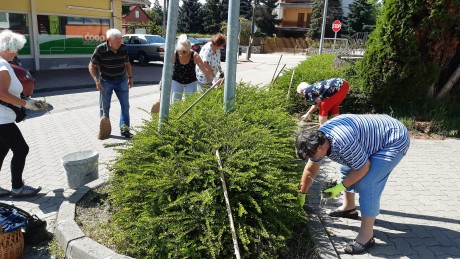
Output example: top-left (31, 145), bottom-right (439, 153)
top-left (107, 84), bottom-right (311, 258)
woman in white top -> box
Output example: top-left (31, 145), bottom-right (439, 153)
top-left (0, 30), bottom-right (44, 198)
top-left (195, 33), bottom-right (226, 90)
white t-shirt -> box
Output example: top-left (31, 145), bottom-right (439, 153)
top-left (0, 58), bottom-right (23, 124)
top-left (195, 42), bottom-right (222, 84)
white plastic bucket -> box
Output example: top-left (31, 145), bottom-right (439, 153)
top-left (61, 150), bottom-right (99, 189)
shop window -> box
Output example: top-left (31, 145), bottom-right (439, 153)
top-left (37, 15), bottom-right (109, 55)
top-left (0, 12), bottom-right (31, 55)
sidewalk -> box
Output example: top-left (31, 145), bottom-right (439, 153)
top-left (1, 53), bottom-right (459, 258)
top-left (32, 62), bottom-right (163, 93)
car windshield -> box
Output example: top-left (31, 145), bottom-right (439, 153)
top-left (145, 35), bottom-right (166, 44)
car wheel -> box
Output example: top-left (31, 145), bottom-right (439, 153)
top-left (138, 53), bottom-right (149, 66)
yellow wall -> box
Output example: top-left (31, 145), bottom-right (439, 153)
top-left (1, 0), bottom-right (123, 30)
top-left (36, 0), bottom-right (112, 18)
top-left (284, 7), bottom-right (311, 21)
top-left (1, 0), bottom-right (31, 12)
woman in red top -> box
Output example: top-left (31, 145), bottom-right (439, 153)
top-left (297, 78), bottom-right (350, 125)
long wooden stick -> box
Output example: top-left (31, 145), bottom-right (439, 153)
top-left (215, 150), bottom-right (241, 259)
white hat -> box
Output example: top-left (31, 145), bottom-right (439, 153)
top-left (296, 82), bottom-right (310, 94)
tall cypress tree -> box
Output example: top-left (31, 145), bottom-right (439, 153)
top-left (343, 0), bottom-right (376, 36)
top-left (254, 0), bottom-right (280, 36)
top-left (178, 0), bottom-right (203, 33)
top-left (240, 0), bottom-right (253, 20)
top-left (202, 0), bottom-right (226, 33)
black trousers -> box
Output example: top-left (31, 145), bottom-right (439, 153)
top-left (0, 123), bottom-right (29, 189)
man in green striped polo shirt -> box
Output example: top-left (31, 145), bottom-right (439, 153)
top-left (89, 28), bottom-right (134, 138)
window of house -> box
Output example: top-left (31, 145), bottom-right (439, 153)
top-left (37, 15), bottom-right (109, 55)
top-left (0, 12), bottom-right (31, 55)
top-left (135, 11), bottom-right (140, 19)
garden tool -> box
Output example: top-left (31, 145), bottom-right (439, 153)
top-left (98, 91), bottom-right (111, 140)
top-left (215, 150), bottom-right (241, 259)
top-left (177, 78), bottom-right (224, 119)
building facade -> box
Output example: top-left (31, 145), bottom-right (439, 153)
top-left (1, 0), bottom-right (149, 70)
top-left (274, 0), bottom-right (313, 37)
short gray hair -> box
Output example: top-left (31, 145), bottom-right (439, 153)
top-left (0, 30), bottom-right (26, 52)
top-left (295, 130), bottom-right (327, 160)
top-left (106, 29), bottom-right (122, 39)
top-left (176, 34), bottom-right (191, 51)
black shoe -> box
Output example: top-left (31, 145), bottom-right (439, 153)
top-left (121, 130), bottom-right (133, 138)
top-left (328, 207), bottom-right (359, 219)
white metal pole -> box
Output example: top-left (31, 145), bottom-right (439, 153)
top-left (318, 0), bottom-right (329, 54)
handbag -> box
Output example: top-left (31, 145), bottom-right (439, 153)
top-left (0, 203), bottom-right (50, 245)
top-left (0, 100), bottom-right (26, 123)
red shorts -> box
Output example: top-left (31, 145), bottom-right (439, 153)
top-left (318, 80), bottom-right (349, 117)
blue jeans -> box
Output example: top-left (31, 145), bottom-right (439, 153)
top-left (339, 151), bottom-right (406, 217)
top-left (170, 80), bottom-right (197, 104)
top-left (99, 77), bottom-right (130, 130)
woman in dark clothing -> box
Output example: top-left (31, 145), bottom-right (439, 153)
top-left (170, 34), bottom-right (213, 104)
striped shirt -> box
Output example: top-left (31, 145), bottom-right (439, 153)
top-left (319, 114), bottom-right (410, 170)
top-left (90, 42), bottom-right (129, 80)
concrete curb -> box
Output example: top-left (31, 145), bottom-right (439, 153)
top-left (55, 177), bottom-right (133, 259)
top-left (306, 202), bottom-right (340, 259)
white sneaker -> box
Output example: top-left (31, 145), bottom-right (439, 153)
top-left (11, 185), bottom-right (42, 198)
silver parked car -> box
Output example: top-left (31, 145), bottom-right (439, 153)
top-left (123, 34), bottom-right (165, 66)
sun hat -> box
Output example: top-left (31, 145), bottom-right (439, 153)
top-left (296, 82), bottom-right (310, 94)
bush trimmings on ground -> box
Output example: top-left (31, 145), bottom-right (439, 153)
top-left (107, 84), bottom-right (312, 258)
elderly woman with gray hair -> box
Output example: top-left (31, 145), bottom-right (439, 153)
top-left (0, 30), bottom-right (45, 198)
top-left (170, 34), bottom-right (213, 104)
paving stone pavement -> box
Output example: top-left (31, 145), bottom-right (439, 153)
top-left (1, 54), bottom-right (459, 258)
top-left (309, 139), bottom-right (460, 258)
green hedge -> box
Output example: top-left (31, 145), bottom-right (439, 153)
top-left (107, 84), bottom-right (311, 258)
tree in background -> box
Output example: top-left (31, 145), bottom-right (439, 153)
top-left (144, 0), bottom-right (164, 35)
top-left (202, 0), bottom-right (228, 33)
top-left (178, 0), bottom-right (203, 33)
top-left (343, 0), bottom-right (377, 37)
top-left (254, 0), bottom-right (281, 36)
top-left (220, 17), bottom-right (252, 45)
top-left (240, 0), bottom-right (253, 20)
top-left (145, 0), bottom-right (164, 26)
top-left (356, 0), bottom-right (460, 107)
top-left (307, 0), bottom-right (343, 39)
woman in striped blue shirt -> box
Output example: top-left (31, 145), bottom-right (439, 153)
top-left (296, 114), bottom-right (410, 254)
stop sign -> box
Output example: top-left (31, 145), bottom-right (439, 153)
top-left (332, 20), bottom-right (342, 33)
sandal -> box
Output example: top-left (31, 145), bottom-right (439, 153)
top-left (328, 207), bottom-right (359, 219)
top-left (344, 237), bottom-right (375, 254)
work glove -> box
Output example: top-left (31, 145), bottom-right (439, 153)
top-left (298, 193), bottom-right (306, 207)
top-left (322, 182), bottom-right (346, 199)
top-left (25, 99), bottom-right (48, 110)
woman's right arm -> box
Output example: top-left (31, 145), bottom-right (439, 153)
top-left (0, 70), bottom-right (26, 107)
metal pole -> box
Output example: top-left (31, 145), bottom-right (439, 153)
top-left (224, 0), bottom-right (240, 112)
top-left (162, 0), bottom-right (168, 37)
top-left (318, 0), bottom-right (328, 54)
top-left (158, 0), bottom-right (179, 131)
top-left (246, 0), bottom-right (256, 61)
top-left (333, 31), bottom-right (337, 50)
